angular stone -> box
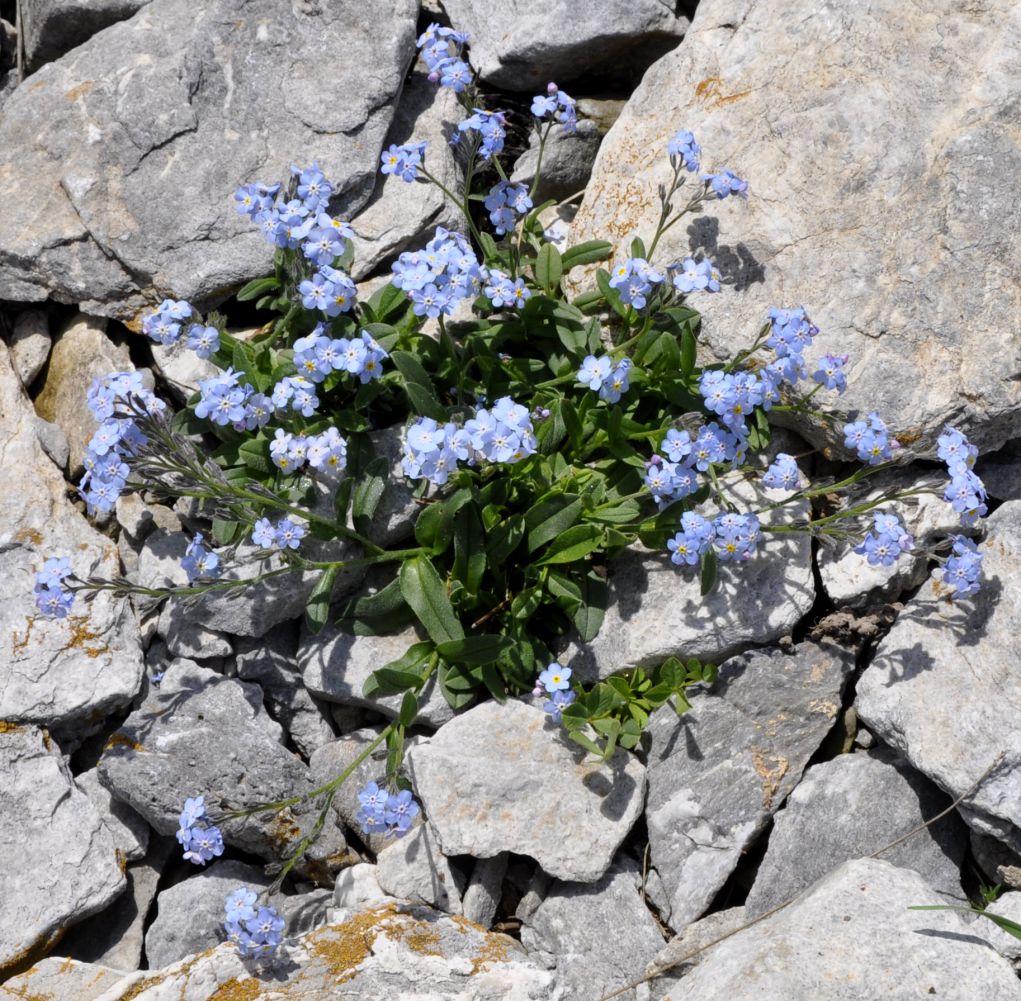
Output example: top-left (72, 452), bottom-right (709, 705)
top-left (562, 476), bottom-right (815, 683)
top-left (521, 860), bottom-right (664, 1001)
top-left (236, 624), bottom-right (336, 759)
top-left (0, 0), bottom-right (418, 319)
top-left (376, 824), bottom-right (465, 914)
top-left (144, 859), bottom-right (330, 970)
top-left (979, 437), bottom-right (1021, 503)
top-left (10, 308), bottom-right (51, 386)
top-left (818, 471), bottom-right (964, 609)
top-left (97, 659), bottom-right (351, 877)
top-left (0, 957), bottom-right (127, 1001)
top-left (0, 340), bottom-right (144, 732)
top-left (350, 70), bottom-right (463, 280)
top-left (972, 892), bottom-right (1021, 967)
top-left (0, 725), bottom-right (125, 975)
top-left (857, 501), bottom-right (1021, 851)
top-left (646, 906), bottom-right (747, 984)
top-left (461, 853), bottom-right (508, 929)
top-left (20, 0), bottom-right (151, 69)
top-left (649, 859), bottom-right (1021, 1001)
top-left (333, 862), bottom-right (391, 921)
top-left (300, 619), bottom-right (454, 728)
top-left (409, 700), bottom-right (647, 882)
top-left (646, 642), bottom-right (854, 929)
top-left (97, 902), bottom-right (554, 999)
top-left (32, 313), bottom-right (135, 477)
top-left (511, 120), bottom-right (602, 203)
top-left (440, 0), bottom-right (688, 90)
top-left (76, 766), bottom-right (151, 861)
top-left (148, 339), bottom-right (220, 402)
top-left (567, 0), bottom-right (1021, 451)
top-left (745, 750), bottom-right (966, 916)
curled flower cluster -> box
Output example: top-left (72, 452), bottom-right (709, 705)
top-left (177, 796), bottom-right (224, 865)
top-left (535, 663), bottom-right (576, 723)
top-left (667, 129), bottom-right (701, 171)
top-left (417, 21), bottom-right (471, 90)
top-left (355, 782), bottom-right (420, 838)
top-left (484, 180), bottom-right (533, 235)
top-left (224, 887), bottom-right (285, 961)
top-left (703, 168), bottom-right (749, 199)
top-left (252, 516), bottom-right (306, 551)
top-left (766, 306), bottom-right (818, 382)
top-left (577, 355), bottom-right (633, 403)
top-left (530, 82), bottom-right (577, 133)
top-left (141, 299), bottom-right (194, 346)
top-left (456, 109), bottom-right (507, 160)
top-left (843, 411), bottom-right (898, 464)
top-left (761, 453), bottom-right (801, 491)
top-left (938, 426), bottom-right (987, 527)
top-left (402, 398), bottom-right (536, 486)
top-left (392, 227), bottom-right (486, 318)
top-left (34, 556), bottom-right (75, 618)
top-left (854, 512), bottom-right (913, 567)
top-left (935, 535), bottom-right (983, 599)
top-left (270, 427), bottom-right (348, 476)
top-left (608, 257), bottom-right (664, 309)
top-left (181, 533), bottom-right (219, 583)
top-left (667, 511), bottom-right (762, 565)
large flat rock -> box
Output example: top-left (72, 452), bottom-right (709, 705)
top-left (567, 0), bottom-right (1021, 449)
top-left (0, 0), bottom-right (418, 318)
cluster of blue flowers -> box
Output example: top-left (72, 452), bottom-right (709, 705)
top-left (269, 426), bottom-right (348, 477)
top-left (194, 368), bottom-right (269, 429)
top-left (417, 21), bottom-right (471, 91)
top-left (402, 398), bottom-right (536, 486)
top-left (80, 370), bottom-right (163, 514)
top-left (224, 886), bottom-right (285, 961)
top-left (177, 796), bottom-right (224, 865)
top-left (484, 180), bottom-right (533, 235)
top-left (703, 169), bottom-right (749, 199)
top-left (391, 227), bottom-right (487, 318)
top-left (938, 426), bottom-right (987, 527)
top-left (608, 257), bottom-right (664, 309)
top-left (292, 327), bottom-right (388, 385)
top-left (843, 411), bottom-right (898, 464)
top-left (700, 369), bottom-right (767, 434)
top-left (765, 306), bottom-right (817, 382)
top-left (484, 270), bottom-right (532, 309)
top-left (355, 782), bottom-right (420, 838)
top-left (854, 512), bottom-right (913, 567)
top-left (141, 299), bottom-right (195, 346)
top-left (34, 556), bottom-right (75, 618)
top-left (577, 355), bottom-right (633, 403)
top-left (935, 535), bottom-right (984, 599)
top-left (671, 257), bottom-right (721, 294)
top-left (530, 82), bottom-right (578, 133)
top-left (252, 516), bottom-right (306, 551)
top-left (812, 353), bottom-right (849, 393)
top-left (643, 421), bottom-right (749, 509)
top-left (533, 663), bottom-right (576, 723)
top-left (298, 267), bottom-right (357, 317)
top-left (457, 109), bottom-right (507, 160)
top-left (668, 129), bottom-right (701, 171)
top-left (667, 510), bottom-right (762, 565)
top-left (381, 141), bottom-right (427, 183)
top-left (761, 453), bottom-right (802, 491)
top-left (181, 533), bottom-right (219, 583)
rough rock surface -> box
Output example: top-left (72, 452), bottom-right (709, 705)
top-left (567, 0), bottom-right (1021, 450)
top-left (857, 501), bottom-right (1021, 851)
top-left (645, 642), bottom-right (855, 928)
top-left (76, 766), bottom-right (151, 861)
top-left (10, 308), bottom-right (52, 386)
top-left (978, 437), bottom-right (1021, 502)
top-left (409, 700), bottom-right (647, 882)
top-left (562, 477), bottom-right (815, 682)
top-left (744, 750), bottom-right (966, 915)
top-left (972, 892), bottom-right (1021, 967)
top-left (649, 859), bottom-right (1021, 1001)
top-left (97, 658), bottom-right (350, 875)
top-left (0, 957), bottom-right (127, 1001)
top-left (440, 0), bottom-right (688, 89)
top-left (0, 0), bottom-right (419, 318)
top-left (376, 823), bottom-right (465, 914)
top-left (0, 340), bottom-right (144, 731)
top-left (521, 860), bottom-right (664, 1001)
top-left (0, 725), bottom-right (126, 975)
top-left (511, 120), bottom-right (603, 203)
top-left (20, 0), bottom-right (151, 68)
top-left (91, 903), bottom-right (554, 999)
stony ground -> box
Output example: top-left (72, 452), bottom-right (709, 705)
top-left (2, 1), bottom-right (1021, 999)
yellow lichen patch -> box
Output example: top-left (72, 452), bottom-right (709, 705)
top-left (0, 928), bottom-right (64, 982)
top-left (308, 904), bottom-right (397, 984)
top-left (207, 977), bottom-right (263, 1001)
top-left (116, 848), bottom-right (128, 874)
top-left (15, 528), bottom-right (44, 546)
top-left (751, 748), bottom-right (789, 810)
top-left (11, 617), bottom-right (36, 656)
top-left (390, 920), bottom-right (443, 958)
top-left (104, 732), bottom-right (144, 753)
top-left (268, 810), bottom-right (302, 847)
top-left (116, 974), bottom-right (164, 1001)
top-left (64, 80), bottom-right (93, 101)
top-left (469, 933), bottom-right (513, 975)
top-left (0, 720), bottom-right (22, 734)
top-left (694, 76), bottom-right (752, 108)
top-left (59, 615), bottom-right (110, 660)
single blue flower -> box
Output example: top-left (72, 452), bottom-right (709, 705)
top-left (537, 663), bottom-right (572, 693)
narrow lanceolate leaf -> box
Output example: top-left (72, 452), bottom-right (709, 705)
top-left (560, 240), bottom-right (614, 270)
top-left (399, 556), bottom-right (464, 645)
top-left (534, 243), bottom-right (564, 294)
top-left (700, 548), bottom-right (718, 596)
top-left (538, 524), bottom-right (604, 565)
top-left (305, 567), bottom-right (339, 635)
top-left (525, 495), bottom-right (584, 553)
top-left (351, 457), bottom-right (389, 531)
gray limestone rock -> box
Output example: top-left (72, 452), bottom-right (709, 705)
top-left (20, 0), bottom-right (151, 69)
top-left (96, 902), bottom-right (554, 999)
top-left (350, 70), bottom-right (462, 280)
top-left (972, 892), bottom-right (1021, 967)
top-left (648, 858), bottom-right (1021, 1001)
top-left (511, 120), bottom-right (602, 204)
top-left (646, 642), bottom-right (855, 929)
top-left (409, 700), bottom-right (647, 882)
top-left (979, 437), bottom-right (1021, 503)
top-left (0, 957), bottom-right (127, 1001)
top-left (562, 476), bottom-right (815, 683)
top-left (566, 0), bottom-right (1021, 451)
top-left (0, 340), bottom-right (144, 732)
top-left (32, 313), bottom-right (135, 477)
top-left (461, 853), bottom-right (508, 929)
top-left (0, 725), bottom-right (126, 974)
top-left (10, 308), bottom-right (51, 386)
top-left (76, 766), bottom-right (151, 861)
top-left (857, 501), bottom-right (1021, 852)
top-left (235, 624), bottom-right (336, 759)
top-left (439, 0), bottom-right (688, 89)
top-left (148, 339), bottom-right (220, 402)
top-left (0, 0), bottom-right (419, 319)
top-left (376, 823), bottom-right (465, 914)
top-left (646, 906), bottom-right (747, 987)
top-left (744, 750), bottom-right (967, 916)
top-left (97, 658), bottom-right (351, 877)
top-left (521, 859), bottom-right (664, 1001)
top-left (333, 862), bottom-right (391, 921)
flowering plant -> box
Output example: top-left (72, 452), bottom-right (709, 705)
top-left (34, 22), bottom-right (987, 960)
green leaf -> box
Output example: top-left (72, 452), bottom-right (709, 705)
top-left (453, 506), bottom-right (486, 598)
top-left (595, 269), bottom-right (629, 320)
top-left (391, 350), bottom-right (446, 420)
top-left (486, 515), bottom-right (526, 564)
top-left (574, 570), bottom-right (608, 642)
top-left (436, 634), bottom-right (515, 665)
top-left (480, 663), bottom-right (507, 703)
top-left (362, 641), bottom-right (433, 698)
top-left (525, 495), bottom-right (584, 553)
top-left (210, 517), bottom-right (241, 546)
top-left (700, 548), bottom-right (718, 596)
top-left (351, 457), bottom-right (389, 533)
top-left (231, 339), bottom-right (250, 379)
top-left (398, 691), bottom-right (419, 727)
top-left (365, 282), bottom-right (409, 323)
top-left (511, 585), bottom-right (543, 620)
top-left (399, 556), bottom-right (464, 646)
top-left (534, 243), bottom-right (564, 294)
top-left (538, 524), bottom-right (604, 565)
top-left (305, 567), bottom-right (339, 635)
top-left (438, 663), bottom-right (478, 709)
top-left (236, 276), bottom-right (280, 302)
top-left (568, 731), bottom-right (605, 757)
top-left (630, 236), bottom-right (648, 260)
top-left (560, 240), bottom-right (614, 270)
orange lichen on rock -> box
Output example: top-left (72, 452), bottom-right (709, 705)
top-left (307, 904), bottom-right (398, 983)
